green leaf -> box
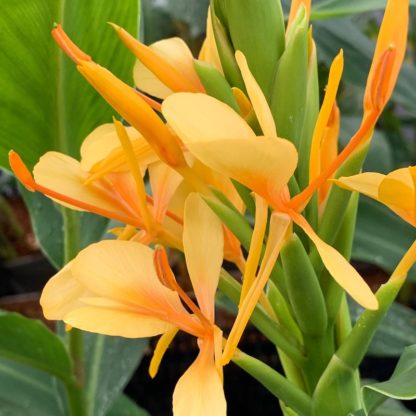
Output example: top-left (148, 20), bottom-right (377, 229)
top-left (349, 301), bottom-right (416, 357)
top-left (84, 333), bottom-right (148, 416)
top-left (107, 395), bottom-right (150, 416)
top-left (20, 188), bottom-right (109, 268)
top-left (0, 359), bottom-right (66, 416)
top-left (0, 0), bottom-right (138, 170)
top-left (362, 345), bottom-right (416, 414)
top-left (311, 0), bottom-right (410, 20)
top-left (0, 312), bottom-right (72, 382)
top-left (353, 198), bottom-right (416, 282)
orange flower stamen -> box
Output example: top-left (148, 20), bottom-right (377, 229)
top-left (154, 247), bottom-right (212, 331)
top-left (9, 150), bottom-right (145, 229)
top-left (52, 24), bottom-right (91, 64)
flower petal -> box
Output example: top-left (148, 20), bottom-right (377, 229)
top-left (334, 172), bottom-right (385, 200)
top-left (235, 51), bottom-right (276, 137)
top-left (71, 240), bottom-right (186, 314)
top-left (40, 262), bottom-right (89, 320)
top-left (149, 162), bottom-right (183, 222)
top-left (364, 0), bottom-right (408, 114)
top-left (291, 212), bottom-right (378, 310)
top-left (65, 304), bottom-right (175, 338)
top-left (80, 123), bottom-right (142, 172)
top-left (163, 93), bottom-right (255, 140)
top-left (33, 152), bottom-right (135, 216)
top-left (183, 193), bottom-right (224, 321)
top-left (178, 136), bottom-right (297, 203)
top-left (173, 339), bottom-right (226, 416)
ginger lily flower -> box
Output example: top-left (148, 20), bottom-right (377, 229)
top-left (40, 193), bottom-right (226, 415)
top-left (290, 0), bottom-right (408, 210)
top-left (335, 167), bottom-right (416, 227)
top-left (162, 53), bottom-right (378, 312)
top-left (10, 120), bottom-right (184, 248)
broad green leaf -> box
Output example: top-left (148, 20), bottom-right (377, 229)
top-left (0, 0), bottom-right (138, 170)
top-left (362, 345), bottom-right (416, 414)
top-left (0, 312), bottom-right (71, 382)
top-left (0, 359), bottom-right (66, 416)
top-left (107, 395), bottom-right (150, 416)
top-left (353, 198), bottom-right (416, 282)
top-left (84, 333), bottom-right (148, 416)
top-left (348, 399), bottom-right (415, 416)
top-left (349, 301), bottom-right (416, 357)
top-left (312, 0), bottom-right (416, 20)
top-left (20, 188), bottom-right (109, 268)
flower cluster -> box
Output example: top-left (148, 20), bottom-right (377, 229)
top-left (9, 0), bottom-right (414, 414)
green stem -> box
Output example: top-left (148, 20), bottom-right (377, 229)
top-left (62, 208), bottom-right (87, 416)
top-left (232, 350), bottom-right (312, 415)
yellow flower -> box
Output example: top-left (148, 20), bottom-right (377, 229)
top-left (161, 51), bottom-right (379, 364)
top-left (9, 119), bottom-right (184, 248)
top-left (335, 166), bottom-right (416, 227)
top-left (40, 193), bottom-right (226, 415)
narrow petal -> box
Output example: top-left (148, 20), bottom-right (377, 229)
top-left (149, 328), bottom-right (179, 378)
top-left (162, 93), bottom-right (255, 141)
top-left (149, 162), bottom-right (183, 223)
top-left (65, 305), bottom-right (175, 338)
top-left (390, 240), bottom-right (416, 283)
top-left (334, 172), bottom-right (385, 200)
top-left (235, 51), bottom-right (276, 137)
top-left (177, 136), bottom-right (297, 204)
top-left (222, 213), bottom-right (291, 365)
top-left (309, 51), bottom-right (343, 183)
top-left (173, 339), bottom-right (226, 416)
top-left (199, 8), bottom-right (223, 74)
top-left (183, 193), bottom-right (224, 321)
top-left (291, 211), bottom-right (378, 310)
top-left (240, 194), bottom-right (268, 304)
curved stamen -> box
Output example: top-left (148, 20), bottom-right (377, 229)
top-left (154, 247), bottom-right (212, 331)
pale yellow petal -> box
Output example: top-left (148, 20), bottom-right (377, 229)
top-left (291, 212), bottom-right (378, 310)
top-left (134, 37), bottom-right (200, 99)
top-left (149, 162), bottom-right (183, 222)
top-left (149, 328), bottom-right (179, 378)
top-left (334, 172), bottom-right (385, 200)
top-left (183, 193), bottom-right (224, 321)
top-left (80, 124), bottom-right (142, 172)
top-left (173, 339), bottom-right (226, 416)
top-left (235, 51), bottom-right (276, 137)
top-left (40, 262), bottom-right (89, 321)
top-left (199, 7), bottom-right (223, 74)
top-left (65, 305), bottom-right (175, 338)
top-left (162, 93), bottom-right (255, 141)
top-left (180, 136), bottom-right (297, 204)
top-left (71, 240), bottom-right (186, 314)
top-left (33, 152), bottom-right (133, 215)
top-left (232, 87), bottom-right (252, 118)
